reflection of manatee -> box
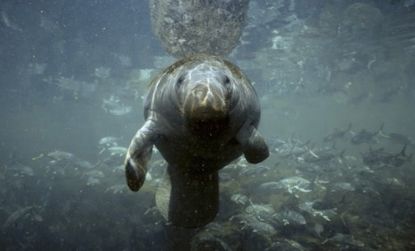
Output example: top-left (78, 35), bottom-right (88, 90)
top-left (149, 0), bottom-right (249, 57)
top-left (125, 55), bottom-right (269, 228)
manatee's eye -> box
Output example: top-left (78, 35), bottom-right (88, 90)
top-left (223, 75), bottom-right (232, 100)
top-left (223, 76), bottom-right (231, 86)
top-left (176, 74), bottom-right (185, 88)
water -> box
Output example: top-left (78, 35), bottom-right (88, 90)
top-left (1, 0), bottom-right (415, 250)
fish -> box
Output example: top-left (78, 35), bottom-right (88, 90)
top-left (105, 184), bottom-right (127, 194)
top-left (47, 150), bottom-right (95, 169)
top-left (98, 136), bottom-right (120, 147)
top-left (323, 123), bottom-right (352, 142)
top-left (332, 182), bottom-right (355, 192)
top-left (362, 144), bottom-right (413, 168)
top-left (2, 206), bottom-right (34, 230)
top-left (230, 194), bottom-right (249, 206)
top-left (273, 209), bottom-right (307, 226)
top-left (6, 161), bottom-right (35, 177)
top-left (299, 201), bottom-right (337, 222)
top-left (274, 138), bottom-right (310, 159)
top-left (245, 203), bottom-right (275, 222)
top-left (230, 213), bottom-right (277, 236)
top-left (47, 150), bottom-right (75, 161)
top-left (322, 233), bottom-right (365, 248)
top-left (350, 124), bottom-right (384, 145)
top-left (378, 129), bottom-right (415, 147)
top-left (44, 76), bottom-right (97, 99)
top-left (259, 176), bottom-right (312, 195)
top-left (303, 145), bottom-right (345, 164)
top-left (107, 146), bottom-right (127, 156)
top-left (1, 9), bottom-right (22, 32)
top-left (239, 164), bottom-right (270, 176)
top-left (94, 67), bottom-right (111, 79)
top-left (191, 223), bottom-right (234, 251)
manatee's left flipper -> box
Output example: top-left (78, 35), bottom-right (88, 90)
top-left (237, 125), bottom-right (269, 164)
top-left (125, 119), bottom-right (158, 192)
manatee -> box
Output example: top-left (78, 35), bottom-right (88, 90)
top-left (149, 0), bottom-right (249, 57)
top-left (125, 54), bottom-right (269, 228)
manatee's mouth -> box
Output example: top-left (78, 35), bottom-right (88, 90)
top-left (186, 116), bottom-right (230, 138)
top-left (185, 102), bottom-right (229, 137)
top-left (187, 106), bottom-right (227, 121)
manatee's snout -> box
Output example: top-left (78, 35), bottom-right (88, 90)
top-left (192, 85), bottom-right (225, 112)
top-left (184, 83), bottom-right (227, 121)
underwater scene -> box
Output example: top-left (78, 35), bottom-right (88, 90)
top-left (1, 0), bottom-right (415, 250)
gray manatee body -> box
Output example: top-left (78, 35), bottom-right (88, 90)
top-left (125, 55), bottom-right (269, 228)
top-left (149, 0), bottom-right (249, 57)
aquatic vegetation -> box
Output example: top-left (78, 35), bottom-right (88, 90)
top-left (101, 95), bottom-right (132, 116)
top-left (94, 66), bottom-right (111, 80)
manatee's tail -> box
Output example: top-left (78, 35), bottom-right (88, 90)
top-left (157, 165), bottom-right (219, 228)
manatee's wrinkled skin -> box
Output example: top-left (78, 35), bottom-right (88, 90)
top-left (149, 0), bottom-right (249, 57)
top-left (125, 55), bottom-right (269, 228)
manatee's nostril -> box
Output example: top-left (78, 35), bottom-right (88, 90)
top-left (193, 86), bottom-right (208, 100)
top-left (194, 89), bottom-right (205, 99)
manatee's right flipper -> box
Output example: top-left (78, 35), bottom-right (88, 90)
top-left (125, 120), bottom-right (158, 192)
top-left (237, 125), bottom-right (269, 164)
top-left (167, 165), bottom-right (219, 228)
